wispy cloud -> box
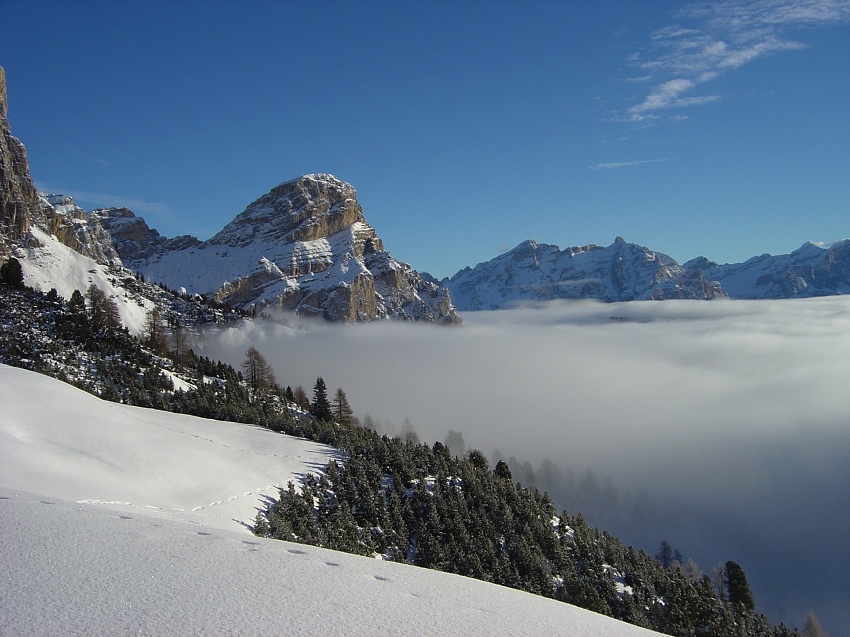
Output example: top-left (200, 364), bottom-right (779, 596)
top-left (624, 0), bottom-right (850, 119)
top-left (66, 147), bottom-right (109, 166)
top-left (593, 158), bottom-right (669, 169)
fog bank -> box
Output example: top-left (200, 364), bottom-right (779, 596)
top-left (198, 298), bottom-right (850, 632)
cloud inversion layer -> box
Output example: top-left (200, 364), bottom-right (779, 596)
top-left (200, 297), bottom-right (850, 631)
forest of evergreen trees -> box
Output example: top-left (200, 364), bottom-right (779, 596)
top-left (0, 275), bottom-right (807, 636)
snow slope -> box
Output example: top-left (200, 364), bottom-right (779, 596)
top-left (0, 365), bottom-right (660, 636)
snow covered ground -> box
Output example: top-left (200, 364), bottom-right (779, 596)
top-left (0, 365), bottom-right (660, 636)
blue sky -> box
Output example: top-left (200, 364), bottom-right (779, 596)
top-left (1, 0), bottom-right (848, 278)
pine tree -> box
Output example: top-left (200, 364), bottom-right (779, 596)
top-left (725, 561), bottom-right (755, 613)
top-left (0, 257), bottom-right (24, 289)
top-left (68, 289), bottom-right (86, 313)
top-left (310, 376), bottom-right (333, 421)
top-left (656, 540), bottom-right (673, 569)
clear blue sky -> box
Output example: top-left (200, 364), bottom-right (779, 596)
top-left (2, 0), bottom-right (848, 278)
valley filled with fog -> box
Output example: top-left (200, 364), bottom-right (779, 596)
top-left (198, 298), bottom-right (850, 629)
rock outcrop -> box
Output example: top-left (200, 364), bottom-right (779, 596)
top-left (0, 66), bottom-right (42, 255)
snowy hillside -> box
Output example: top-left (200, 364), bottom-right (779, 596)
top-left (0, 365), bottom-right (660, 636)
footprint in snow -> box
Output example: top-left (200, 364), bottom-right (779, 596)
top-left (287, 549), bottom-right (307, 555)
top-left (196, 531), bottom-right (212, 536)
top-left (324, 561), bottom-right (340, 567)
top-left (119, 514), bottom-right (133, 520)
top-left (373, 575), bottom-right (391, 582)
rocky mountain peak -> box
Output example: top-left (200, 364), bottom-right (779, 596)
top-left (210, 173), bottom-right (367, 248)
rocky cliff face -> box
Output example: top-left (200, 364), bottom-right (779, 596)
top-left (441, 238), bottom-right (726, 310)
top-left (0, 66), bottom-right (42, 255)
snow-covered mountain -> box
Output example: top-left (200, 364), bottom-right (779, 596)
top-left (0, 364), bottom-right (660, 636)
top-left (436, 236), bottom-right (850, 310)
top-left (1, 67), bottom-right (459, 324)
top-left (685, 240), bottom-right (850, 299)
top-left (437, 237), bottom-right (727, 310)
top-left (106, 174), bottom-right (460, 323)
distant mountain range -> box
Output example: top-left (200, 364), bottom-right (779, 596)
top-left (3, 64), bottom-right (850, 324)
top-left (426, 236), bottom-right (850, 310)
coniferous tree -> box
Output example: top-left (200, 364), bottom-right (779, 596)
top-left (68, 289), bottom-right (85, 313)
top-left (144, 307), bottom-right (168, 355)
top-left (293, 385), bottom-right (310, 411)
top-left (656, 540), bottom-right (673, 568)
top-left (310, 376), bottom-right (333, 421)
top-left (86, 284), bottom-right (121, 329)
top-left (803, 611), bottom-right (829, 637)
top-left (725, 560), bottom-right (755, 613)
top-left (0, 257), bottom-right (24, 289)
top-left (241, 346), bottom-right (276, 391)
top-left (332, 387), bottom-right (355, 426)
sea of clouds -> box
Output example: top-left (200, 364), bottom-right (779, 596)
top-left (198, 297), bottom-right (850, 631)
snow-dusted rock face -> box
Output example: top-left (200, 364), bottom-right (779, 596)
top-left (0, 66), bottom-right (41, 254)
top-left (441, 238), bottom-right (727, 310)
top-left (111, 174), bottom-right (462, 324)
top-left (685, 240), bottom-right (850, 299)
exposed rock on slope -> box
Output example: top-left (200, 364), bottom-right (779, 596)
top-left (0, 66), bottom-right (42, 254)
top-left (441, 238), bottom-right (726, 310)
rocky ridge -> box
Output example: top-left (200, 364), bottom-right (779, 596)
top-left (438, 238), bottom-right (727, 310)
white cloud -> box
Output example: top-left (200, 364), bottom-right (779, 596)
top-left (198, 297), bottom-right (850, 627)
top-left (624, 0), bottom-right (850, 119)
top-left (593, 159), bottom-right (669, 169)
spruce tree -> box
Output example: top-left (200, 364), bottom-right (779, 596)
top-left (725, 560), bottom-right (755, 613)
top-left (310, 376), bottom-right (333, 421)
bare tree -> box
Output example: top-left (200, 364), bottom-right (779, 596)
top-left (292, 385), bottom-right (310, 411)
top-left (332, 387), bottom-right (355, 426)
top-left (86, 284), bottom-right (121, 329)
top-left (144, 307), bottom-right (168, 355)
top-left (241, 346), bottom-right (276, 391)
top-left (803, 611), bottom-right (829, 637)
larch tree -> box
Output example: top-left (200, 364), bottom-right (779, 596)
top-left (332, 387), bottom-right (355, 426)
top-left (144, 307), bottom-right (168, 355)
top-left (802, 611), bottom-right (829, 637)
top-left (241, 346), bottom-right (276, 391)
top-left (292, 385), bottom-right (310, 411)
top-left (86, 284), bottom-right (121, 329)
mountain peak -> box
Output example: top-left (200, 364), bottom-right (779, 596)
top-left (209, 174), bottom-right (362, 248)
